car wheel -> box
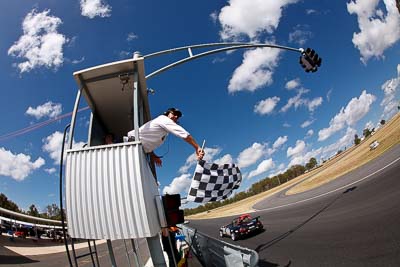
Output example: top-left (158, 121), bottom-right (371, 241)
top-left (219, 231), bottom-right (224, 237)
top-left (231, 233), bottom-right (237, 241)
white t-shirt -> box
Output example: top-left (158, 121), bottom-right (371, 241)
top-left (127, 115), bottom-right (190, 153)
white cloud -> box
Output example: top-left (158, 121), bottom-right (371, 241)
top-left (8, 9), bottom-right (68, 73)
top-left (25, 101), bottom-right (62, 120)
top-left (127, 32), bottom-right (138, 41)
top-left (281, 88), bottom-right (322, 112)
top-left (216, 0), bottom-right (299, 93)
top-left (212, 57), bottom-right (227, 64)
top-left (273, 136), bottom-right (288, 150)
top-left (288, 25), bottom-right (313, 46)
top-left (347, 0), bottom-right (400, 64)
top-left (320, 127), bottom-right (357, 159)
top-left (318, 90), bottom-right (376, 141)
top-left (326, 89), bottom-right (333, 102)
top-left (80, 0), bottom-right (111, 18)
top-left (301, 119), bottom-right (315, 128)
top-left (217, 0), bottom-right (299, 41)
top-left (285, 78), bottom-right (300, 90)
top-left (71, 57), bottom-right (85, 64)
top-left (210, 11), bottom-right (218, 24)
top-left (42, 131), bottom-right (86, 164)
top-left (288, 147), bottom-right (322, 167)
top-left (365, 121), bottom-right (374, 130)
top-left (380, 64), bottom-right (400, 119)
top-left (290, 127), bottom-right (356, 166)
top-left (287, 140), bottom-right (306, 157)
top-left (306, 9), bottom-right (317, 15)
top-left (214, 154), bottom-right (234, 165)
top-left (228, 47), bottom-right (281, 93)
top-left (248, 158), bottom-right (275, 179)
top-left (163, 173), bottom-right (192, 195)
top-left (254, 96), bottom-right (280, 115)
top-left (306, 129), bottom-right (314, 137)
top-left (45, 168), bottom-right (56, 174)
top-left (0, 147), bottom-right (45, 181)
top-left (308, 97), bottom-right (323, 112)
top-left (42, 132), bottom-right (64, 164)
top-left (237, 142), bottom-right (267, 168)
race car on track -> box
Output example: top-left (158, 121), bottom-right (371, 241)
top-left (219, 214), bottom-right (263, 241)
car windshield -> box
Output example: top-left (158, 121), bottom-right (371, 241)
top-left (241, 216), bottom-right (251, 223)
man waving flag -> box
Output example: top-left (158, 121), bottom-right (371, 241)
top-left (186, 159), bottom-right (242, 203)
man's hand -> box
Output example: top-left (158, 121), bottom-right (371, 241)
top-left (196, 147), bottom-right (205, 160)
top-left (151, 153), bottom-right (162, 167)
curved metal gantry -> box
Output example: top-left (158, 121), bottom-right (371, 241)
top-left (143, 42), bottom-right (303, 79)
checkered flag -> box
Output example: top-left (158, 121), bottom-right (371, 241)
top-left (186, 160), bottom-right (242, 203)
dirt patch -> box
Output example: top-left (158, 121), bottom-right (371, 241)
top-left (187, 113), bottom-right (400, 220)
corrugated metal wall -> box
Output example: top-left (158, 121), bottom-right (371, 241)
top-left (66, 143), bottom-right (161, 240)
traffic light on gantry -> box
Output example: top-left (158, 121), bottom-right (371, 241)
top-left (162, 194), bottom-right (184, 227)
top-left (299, 48), bottom-right (322, 73)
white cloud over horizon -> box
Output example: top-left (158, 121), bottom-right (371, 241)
top-left (288, 126), bottom-right (357, 167)
top-left (248, 158), bottom-right (275, 179)
top-left (380, 64), bottom-right (400, 119)
top-left (8, 9), bottom-right (68, 73)
top-left (318, 90), bottom-right (376, 141)
top-left (163, 173), bottom-right (192, 195)
top-left (287, 140), bottom-right (306, 158)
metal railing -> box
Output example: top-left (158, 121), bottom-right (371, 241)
top-left (181, 224), bottom-right (259, 267)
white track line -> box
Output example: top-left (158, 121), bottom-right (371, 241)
top-left (255, 155), bottom-right (400, 212)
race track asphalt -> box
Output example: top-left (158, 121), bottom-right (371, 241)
top-left (188, 144), bottom-right (400, 267)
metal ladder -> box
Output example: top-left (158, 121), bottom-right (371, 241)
top-left (69, 238), bottom-right (101, 267)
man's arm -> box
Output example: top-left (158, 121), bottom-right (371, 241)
top-left (150, 152), bottom-right (162, 166)
top-left (184, 135), bottom-right (205, 160)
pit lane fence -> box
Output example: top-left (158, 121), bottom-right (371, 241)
top-left (180, 224), bottom-right (259, 267)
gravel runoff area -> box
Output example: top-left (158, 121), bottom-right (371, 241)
top-left (187, 112), bottom-right (400, 220)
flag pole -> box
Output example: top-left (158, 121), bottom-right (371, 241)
top-left (201, 139), bottom-right (206, 151)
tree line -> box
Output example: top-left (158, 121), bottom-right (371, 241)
top-left (0, 193), bottom-right (63, 220)
top-left (1, 157), bottom-right (319, 220)
top-left (184, 159), bottom-right (317, 216)
top-left (354, 119), bottom-right (386, 145)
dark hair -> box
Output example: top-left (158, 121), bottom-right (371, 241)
top-left (163, 107), bottom-right (182, 118)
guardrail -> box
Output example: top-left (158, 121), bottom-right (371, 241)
top-left (181, 224), bottom-right (259, 267)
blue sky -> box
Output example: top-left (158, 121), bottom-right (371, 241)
top-left (0, 0), bottom-right (399, 211)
